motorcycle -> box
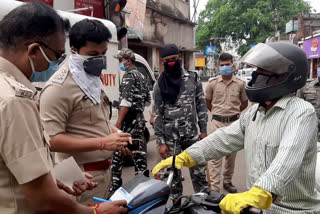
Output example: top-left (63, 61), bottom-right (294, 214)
top-left (108, 121), bottom-right (262, 214)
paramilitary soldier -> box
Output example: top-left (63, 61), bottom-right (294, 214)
top-left (153, 44), bottom-right (209, 199)
top-left (40, 19), bottom-right (131, 205)
top-left (110, 48), bottom-right (151, 193)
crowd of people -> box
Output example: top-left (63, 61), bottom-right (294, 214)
top-left (0, 1), bottom-right (319, 214)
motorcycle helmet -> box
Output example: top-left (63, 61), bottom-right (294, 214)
top-left (241, 42), bottom-right (308, 103)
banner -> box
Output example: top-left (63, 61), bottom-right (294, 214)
top-left (205, 46), bottom-right (216, 55)
top-left (74, 0), bottom-right (104, 18)
top-left (18, 0), bottom-right (53, 6)
top-left (195, 57), bottom-right (205, 67)
top-left (303, 36), bottom-right (320, 59)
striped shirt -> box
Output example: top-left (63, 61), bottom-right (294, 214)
top-left (187, 95), bottom-right (320, 213)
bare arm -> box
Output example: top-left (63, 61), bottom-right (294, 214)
top-left (22, 172), bottom-right (93, 214)
top-left (22, 172), bottom-right (128, 214)
top-left (115, 106), bottom-right (129, 129)
top-left (240, 100), bottom-right (248, 112)
top-left (206, 99), bottom-right (212, 112)
top-left (50, 133), bottom-right (131, 153)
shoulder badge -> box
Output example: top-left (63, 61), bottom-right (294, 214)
top-left (52, 64), bottom-right (69, 85)
top-left (3, 75), bottom-right (34, 98)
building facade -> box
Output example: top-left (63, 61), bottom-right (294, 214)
top-left (127, 0), bottom-right (197, 73)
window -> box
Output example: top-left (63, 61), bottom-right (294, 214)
top-left (135, 61), bottom-right (155, 91)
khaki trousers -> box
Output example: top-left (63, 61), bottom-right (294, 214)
top-left (207, 119), bottom-right (237, 192)
top-left (76, 166), bottom-right (111, 205)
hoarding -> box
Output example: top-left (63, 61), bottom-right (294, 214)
top-left (205, 45), bottom-right (216, 55)
top-left (303, 36), bottom-right (320, 59)
top-left (195, 57), bottom-right (205, 67)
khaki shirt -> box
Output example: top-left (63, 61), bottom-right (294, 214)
top-left (205, 75), bottom-right (248, 116)
top-left (40, 62), bottom-right (113, 165)
top-left (0, 57), bottom-right (53, 214)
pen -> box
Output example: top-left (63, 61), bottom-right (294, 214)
top-left (92, 197), bottom-right (133, 209)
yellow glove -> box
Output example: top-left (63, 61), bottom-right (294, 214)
top-left (219, 186), bottom-right (272, 214)
top-left (152, 150), bottom-right (196, 176)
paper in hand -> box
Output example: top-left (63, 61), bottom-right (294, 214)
top-left (52, 157), bottom-right (86, 189)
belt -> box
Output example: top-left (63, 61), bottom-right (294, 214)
top-left (212, 114), bottom-right (239, 123)
top-left (83, 159), bottom-right (111, 171)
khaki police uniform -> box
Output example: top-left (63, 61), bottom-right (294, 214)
top-left (205, 75), bottom-right (248, 192)
top-left (0, 57), bottom-right (53, 213)
top-left (40, 62), bottom-right (113, 205)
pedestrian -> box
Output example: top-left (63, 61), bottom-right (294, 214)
top-left (153, 44), bottom-right (209, 198)
top-left (109, 48), bottom-right (151, 193)
top-left (205, 53), bottom-right (248, 193)
top-left (153, 42), bottom-right (320, 213)
top-left (0, 2), bottom-right (127, 213)
top-left (40, 18), bottom-right (131, 205)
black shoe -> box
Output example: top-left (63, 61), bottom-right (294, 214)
top-left (223, 183), bottom-right (237, 193)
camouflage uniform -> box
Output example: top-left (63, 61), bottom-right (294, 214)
top-left (153, 69), bottom-right (209, 197)
top-left (297, 78), bottom-right (320, 141)
top-left (110, 66), bottom-right (150, 193)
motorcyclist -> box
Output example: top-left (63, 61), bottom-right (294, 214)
top-left (152, 42), bottom-right (320, 213)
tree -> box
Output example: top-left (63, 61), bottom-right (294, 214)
top-left (196, 0), bottom-right (310, 56)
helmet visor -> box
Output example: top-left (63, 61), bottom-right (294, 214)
top-left (240, 43), bottom-right (294, 75)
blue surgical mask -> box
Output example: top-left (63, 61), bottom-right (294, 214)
top-left (119, 61), bottom-right (128, 71)
top-left (30, 61), bottom-right (59, 82)
top-left (219, 65), bottom-right (233, 76)
top-left (29, 46), bottom-right (62, 82)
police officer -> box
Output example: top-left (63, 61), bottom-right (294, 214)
top-left (205, 53), bottom-right (248, 193)
top-left (40, 19), bottom-right (131, 205)
top-left (153, 42), bottom-right (320, 213)
top-left (153, 44), bottom-right (208, 197)
top-left (110, 48), bottom-right (151, 193)
top-left (0, 2), bottom-right (127, 214)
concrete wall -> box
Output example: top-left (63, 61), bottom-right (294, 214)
top-left (143, 7), bottom-right (194, 49)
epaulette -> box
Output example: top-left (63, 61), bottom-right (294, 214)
top-left (3, 75), bottom-right (34, 99)
top-left (208, 76), bottom-right (219, 82)
top-left (52, 64), bottom-right (68, 85)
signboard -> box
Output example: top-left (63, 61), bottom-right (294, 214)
top-left (125, 0), bottom-right (147, 40)
top-left (205, 45), bottom-right (216, 55)
top-left (18, 0), bottom-right (53, 6)
top-left (303, 36), bottom-right (320, 59)
top-left (285, 20), bottom-right (298, 34)
top-left (74, 0), bottom-right (104, 18)
top-left (195, 57), bottom-right (205, 67)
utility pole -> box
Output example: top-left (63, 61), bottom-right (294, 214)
top-left (191, 0), bottom-right (200, 23)
top-left (273, 8), bottom-right (280, 41)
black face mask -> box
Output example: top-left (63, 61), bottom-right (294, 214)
top-left (158, 59), bottom-right (182, 104)
top-left (83, 56), bottom-right (107, 77)
top-left (164, 60), bottom-right (181, 73)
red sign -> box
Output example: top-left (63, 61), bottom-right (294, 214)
top-left (18, 0), bottom-right (53, 7)
top-left (74, 0), bottom-right (104, 18)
